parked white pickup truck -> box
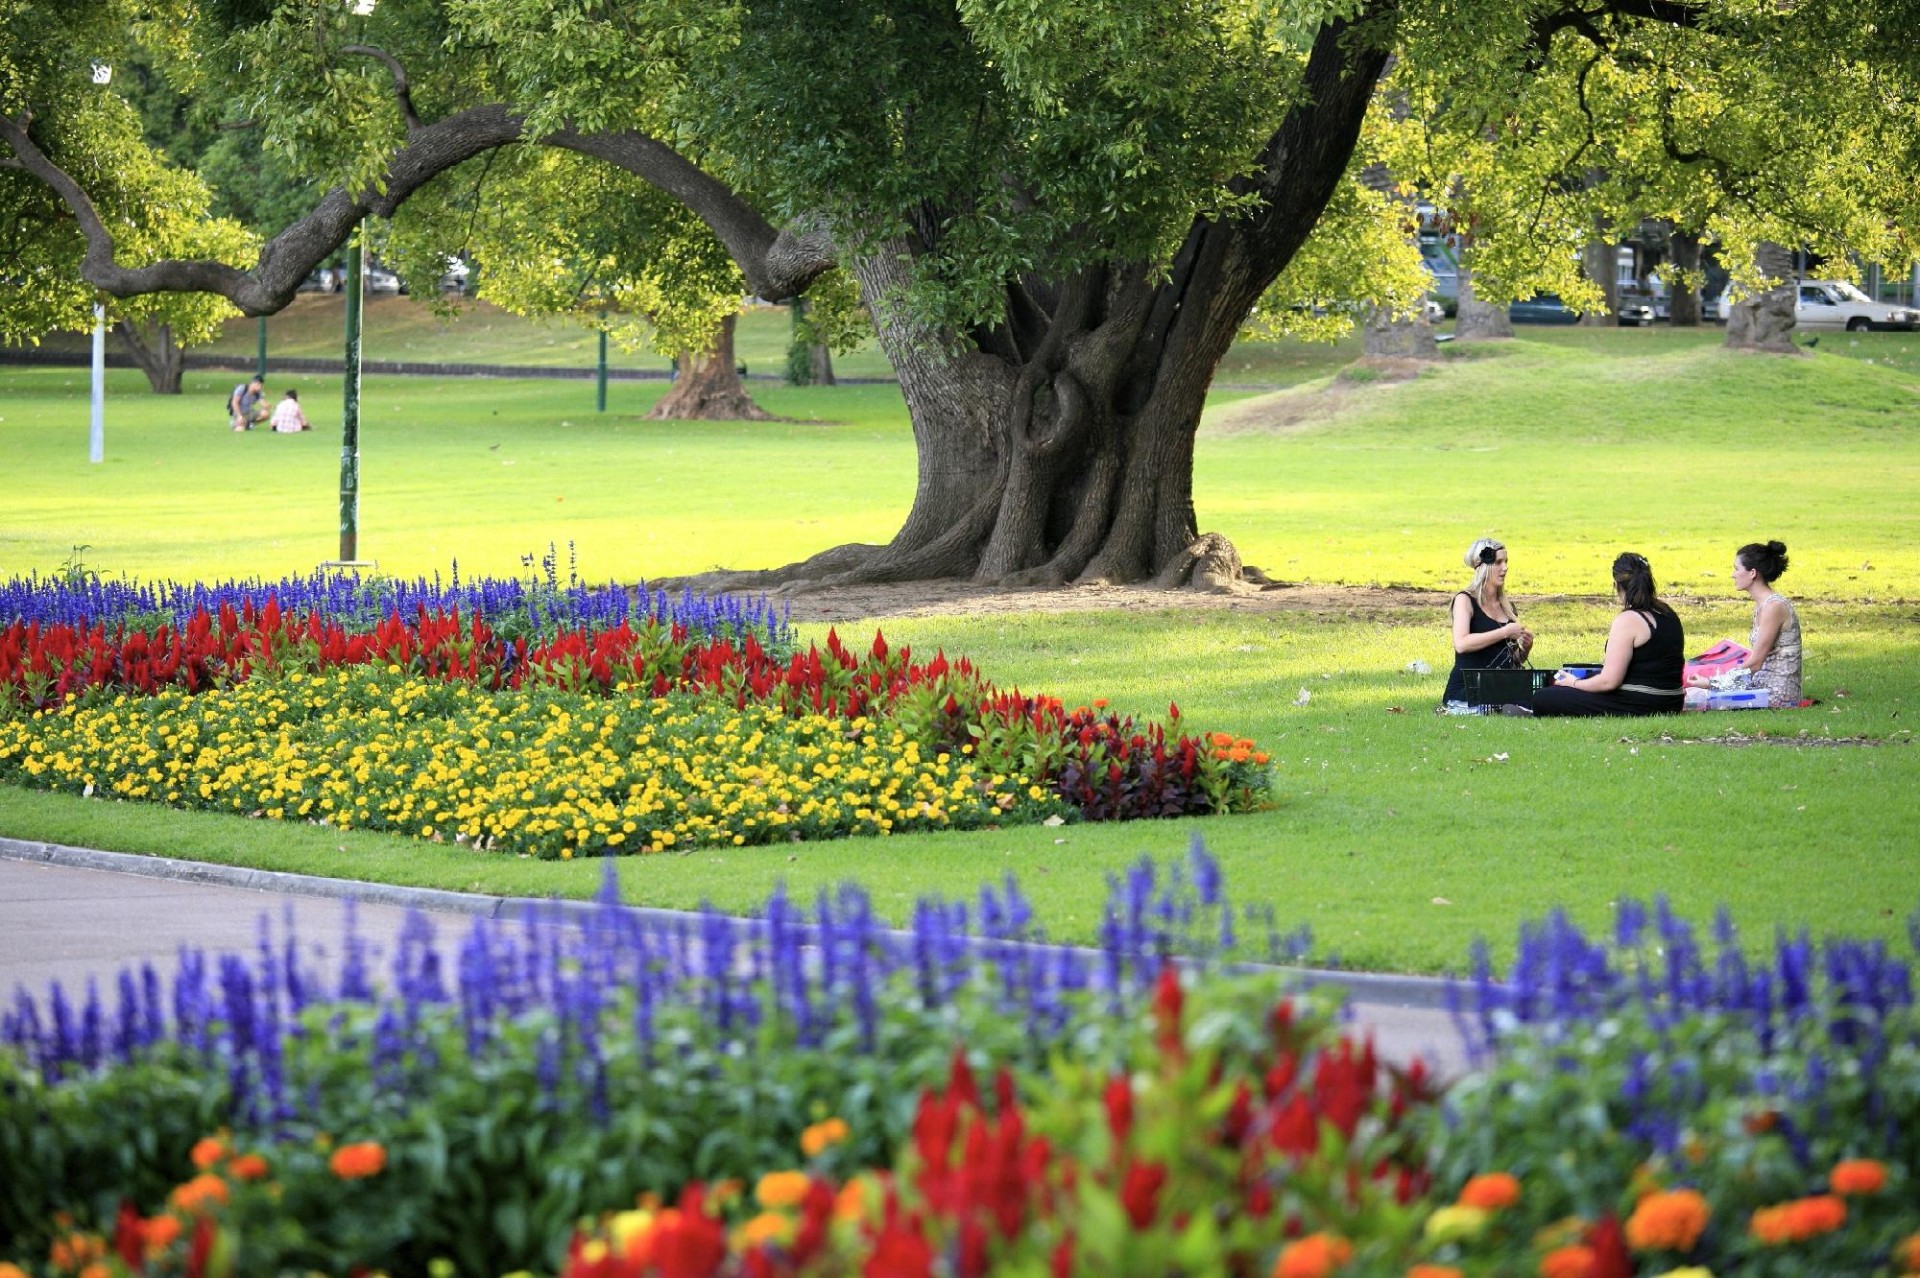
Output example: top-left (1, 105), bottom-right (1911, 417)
top-left (1717, 280), bottom-right (1920, 331)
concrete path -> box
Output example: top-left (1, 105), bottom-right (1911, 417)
top-left (0, 854), bottom-right (1468, 1073)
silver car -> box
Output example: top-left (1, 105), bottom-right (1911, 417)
top-left (1717, 279), bottom-right (1919, 331)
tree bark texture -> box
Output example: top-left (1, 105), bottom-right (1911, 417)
top-left (1453, 260), bottom-right (1514, 340)
top-left (647, 314), bottom-right (774, 420)
top-left (1362, 306), bottom-right (1440, 360)
top-left (113, 319), bottom-right (184, 394)
top-left (1724, 241), bottom-right (1800, 354)
top-left (1669, 230), bottom-right (1702, 327)
top-left (1577, 235), bottom-right (1618, 325)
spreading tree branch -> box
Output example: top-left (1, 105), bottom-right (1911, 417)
top-left (0, 104), bottom-right (524, 314)
top-left (542, 127), bottom-right (835, 299)
top-left (342, 43), bottom-right (424, 134)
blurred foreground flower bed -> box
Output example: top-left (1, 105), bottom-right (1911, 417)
top-left (3, 845), bottom-right (1918, 1278)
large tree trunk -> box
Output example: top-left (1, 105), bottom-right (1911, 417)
top-left (1362, 305), bottom-right (1440, 360)
top-left (1454, 258), bottom-right (1514, 341)
top-left (647, 313), bottom-right (775, 420)
top-left (1669, 230), bottom-right (1703, 327)
top-left (1724, 242), bottom-right (1800, 354)
top-left (113, 318), bottom-right (185, 394)
top-left (691, 18), bottom-right (1388, 593)
top-left (1576, 235), bottom-right (1618, 326)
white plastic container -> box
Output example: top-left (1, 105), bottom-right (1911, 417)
top-left (1705, 687), bottom-right (1771, 711)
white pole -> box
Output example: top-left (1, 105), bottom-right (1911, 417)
top-left (89, 301), bottom-right (105, 464)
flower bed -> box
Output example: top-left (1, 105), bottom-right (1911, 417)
top-left (4, 849), bottom-right (1918, 1278)
top-left (0, 569), bottom-right (1273, 847)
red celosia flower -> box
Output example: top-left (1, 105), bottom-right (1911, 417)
top-left (654, 1187), bottom-right (727, 1278)
top-left (112, 1202), bottom-right (145, 1270)
top-left (864, 1213), bottom-right (933, 1278)
top-left (1120, 1161), bottom-right (1167, 1230)
top-left (1270, 1094), bottom-right (1319, 1158)
top-left (1103, 1075), bottom-right (1134, 1143)
top-left (1583, 1213), bottom-right (1633, 1278)
top-left (1050, 1234), bottom-right (1075, 1278)
top-left (1151, 967), bottom-right (1184, 1056)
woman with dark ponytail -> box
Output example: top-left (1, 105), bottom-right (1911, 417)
top-left (1688, 540), bottom-right (1801, 706)
top-left (1534, 552), bottom-right (1686, 716)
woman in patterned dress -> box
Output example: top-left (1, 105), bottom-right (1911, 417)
top-left (1690, 539), bottom-right (1802, 706)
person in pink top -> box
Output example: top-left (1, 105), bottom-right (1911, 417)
top-left (269, 388), bottom-right (311, 433)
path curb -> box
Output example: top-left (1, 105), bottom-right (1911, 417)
top-left (0, 836), bottom-right (1461, 1011)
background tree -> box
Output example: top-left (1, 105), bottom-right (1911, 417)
top-left (0, 32), bottom-right (250, 393)
top-left (5, 0), bottom-right (1917, 584)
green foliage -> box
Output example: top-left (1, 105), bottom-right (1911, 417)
top-left (0, 7), bottom-right (251, 346)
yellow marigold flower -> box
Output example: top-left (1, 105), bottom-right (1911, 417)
top-left (737, 1213), bottom-right (793, 1248)
top-left (1423, 1205), bottom-right (1490, 1243)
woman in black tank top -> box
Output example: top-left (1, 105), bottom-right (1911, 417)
top-left (1534, 552), bottom-right (1686, 717)
top-left (1443, 537), bottom-right (1533, 703)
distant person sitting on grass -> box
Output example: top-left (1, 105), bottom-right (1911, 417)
top-left (1534, 552), bottom-right (1686, 717)
top-left (1688, 539), bottom-right (1803, 706)
top-left (269, 388), bottom-right (311, 433)
top-left (1442, 536), bottom-right (1533, 705)
top-left (227, 376), bottom-right (265, 431)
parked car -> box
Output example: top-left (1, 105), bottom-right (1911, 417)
top-left (1508, 294), bottom-right (1580, 325)
top-left (1423, 296), bottom-right (1446, 323)
top-left (1716, 280), bottom-right (1920, 331)
top-left (1616, 283), bottom-right (1667, 326)
top-left (365, 266), bottom-right (404, 295)
top-left (1617, 299), bottom-right (1657, 326)
top-left (437, 257), bottom-right (471, 293)
top-left (297, 268), bottom-right (341, 294)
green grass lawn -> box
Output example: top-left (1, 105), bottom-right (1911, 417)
top-left (2, 329), bottom-right (1916, 973)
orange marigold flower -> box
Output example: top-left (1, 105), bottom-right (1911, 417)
top-left (800, 1118), bottom-right (850, 1158)
top-left (833, 1179), bottom-right (868, 1222)
top-left (169, 1174), bottom-right (230, 1215)
top-left (1273, 1233), bottom-right (1354, 1278)
top-left (1253, 752), bottom-right (1271, 765)
top-left (1538, 1245), bottom-right (1596, 1278)
top-left (1, 1263), bottom-right (30, 1278)
top-left (1896, 1231), bottom-right (1920, 1273)
top-left (1625, 1188), bottom-right (1710, 1253)
top-left (738, 1213), bottom-right (793, 1248)
top-left (79, 1264), bottom-right (111, 1278)
top-left (229, 1153), bottom-right (270, 1181)
top-left (189, 1136), bottom-right (228, 1170)
top-left (328, 1142), bottom-right (387, 1180)
top-left (1407, 1267), bottom-right (1464, 1278)
top-left (755, 1171), bottom-right (811, 1210)
top-left (1459, 1172), bottom-right (1523, 1212)
top-left (142, 1215), bottom-right (183, 1253)
top-left (1830, 1159), bottom-right (1886, 1196)
top-left (1751, 1195), bottom-right (1847, 1245)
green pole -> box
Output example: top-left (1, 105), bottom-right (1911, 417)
top-left (340, 231), bottom-right (364, 562)
top-left (256, 316), bottom-right (268, 379)
top-left (596, 316), bottom-right (608, 413)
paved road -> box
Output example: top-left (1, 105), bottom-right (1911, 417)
top-left (0, 856), bottom-right (1467, 1073)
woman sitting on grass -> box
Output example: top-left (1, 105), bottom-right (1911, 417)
top-left (1688, 539), bottom-right (1802, 706)
top-left (1442, 537), bottom-right (1533, 705)
top-left (1534, 552), bottom-right (1685, 716)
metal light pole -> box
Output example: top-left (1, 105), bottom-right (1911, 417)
top-left (596, 316), bottom-right (609, 413)
top-left (89, 301), bottom-right (105, 464)
top-left (338, 229), bottom-right (365, 563)
top-left (256, 316), bottom-right (268, 379)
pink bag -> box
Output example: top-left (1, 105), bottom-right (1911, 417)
top-left (1684, 639), bottom-right (1750, 683)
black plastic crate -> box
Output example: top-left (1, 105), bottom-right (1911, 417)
top-left (1461, 667), bottom-right (1555, 708)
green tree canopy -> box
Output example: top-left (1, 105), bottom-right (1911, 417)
top-left (4, 0), bottom-right (1916, 582)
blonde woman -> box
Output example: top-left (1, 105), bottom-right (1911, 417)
top-left (1443, 537), bottom-right (1533, 704)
